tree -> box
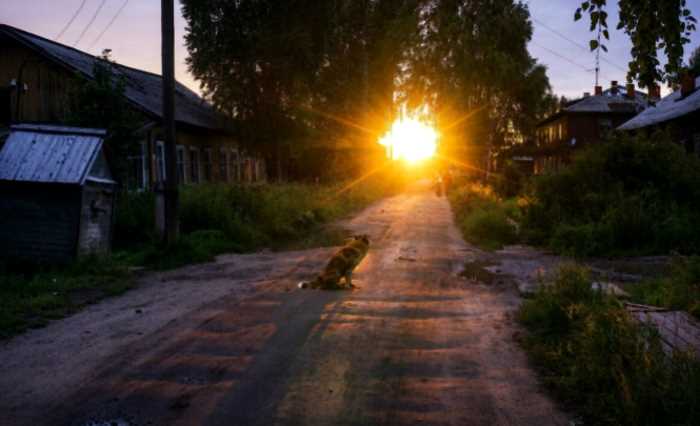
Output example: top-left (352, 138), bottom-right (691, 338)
top-left (181, 0), bottom-right (553, 178)
top-left (401, 0), bottom-right (553, 163)
top-left (575, 0), bottom-right (697, 89)
top-left (181, 0), bottom-right (417, 180)
top-left (689, 45), bottom-right (700, 77)
top-left (66, 50), bottom-right (141, 185)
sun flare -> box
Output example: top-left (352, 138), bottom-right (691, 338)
top-left (378, 116), bottom-right (438, 163)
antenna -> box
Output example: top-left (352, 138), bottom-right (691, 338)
top-left (595, 24), bottom-right (602, 87)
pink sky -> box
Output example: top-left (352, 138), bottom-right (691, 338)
top-left (2, 0), bottom-right (700, 98)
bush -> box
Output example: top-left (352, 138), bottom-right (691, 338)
top-left (113, 172), bottom-right (401, 268)
top-left (113, 191), bottom-right (155, 249)
top-left (449, 182), bottom-right (520, 250)
top-left (519, 264), bottom-right (700, 425)
top-left (523, 130), bottom-right (700, 256)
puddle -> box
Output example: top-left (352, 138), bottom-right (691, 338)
top-left (459, 261), bottom-right (499, 284)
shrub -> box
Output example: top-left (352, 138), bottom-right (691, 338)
top-left (519, 264), bottom-right (700, 425)
top-left (449, 182), bottom-right (519, 250)
top-left (523, 130), bottom-right (700, 256)
top-left (113, 171), bottom-right (401, 268)
top-left (113, 191), bottom-right (155, 249)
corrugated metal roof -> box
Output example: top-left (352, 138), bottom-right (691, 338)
top-left (0, 24), bottom-right (231, 132)
top-left (0, 125), bottom-right (105, 185)
top-left (618, 76), bottom-right (700, 130)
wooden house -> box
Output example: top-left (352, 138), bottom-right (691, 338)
top-left (534, 82), bottom-right (648, 173)
top-left (0, 125), bottom-right (116, 263)
top-left (0, 24), bottom-right (265, 190)
top-left (618, 74), bottom-right (700, 152)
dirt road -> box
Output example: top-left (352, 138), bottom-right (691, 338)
top-left (1, 182), bottom-right (568, 426)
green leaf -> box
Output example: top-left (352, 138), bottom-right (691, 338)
top-left (603, 29), bottom-right (610, 39)
top-left (601, 44), bottom-right (608, 52)
top-left (575, 9), bottom-right (582, 21)
top-left (590, 39), bottom-right (599, 51)
top-left (582, 1), bottom-right (590, 11)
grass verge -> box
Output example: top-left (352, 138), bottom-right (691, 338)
top-left (518, 264), bottom-right (700, 425)
top-left (0, 257), bottom-right (133, 339)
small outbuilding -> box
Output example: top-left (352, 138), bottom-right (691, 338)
top-left (0, 124), bottom-right (116, 263)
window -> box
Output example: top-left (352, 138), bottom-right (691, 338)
top-left (189, 147), bottom-right (200, 184)
top-left (202, 148), bottom-right (212, 182)
top-left (176, 145), bottom-right (186, 184)
top-left (155, 141), bottom-right (166, 182)
top-left (0, 88), bottom-right (10, 125)
top-left (219, 148), bottom-right (229, 182)
top-left (127, 141), bottom-right (148, 191)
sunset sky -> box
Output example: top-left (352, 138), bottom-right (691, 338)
top-left (2, 0), bottom-right (700, 98)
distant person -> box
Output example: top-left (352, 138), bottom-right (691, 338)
top-left (434, 172), bottom-right (443, 197)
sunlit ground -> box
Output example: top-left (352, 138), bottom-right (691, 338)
top-left (379, 116), bottom-right (438, 164)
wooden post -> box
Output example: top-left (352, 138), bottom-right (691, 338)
top-left (161, 0), bottom-right (178, 243)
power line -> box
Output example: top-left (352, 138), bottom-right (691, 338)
top-left (531, 41), bottom-right (614, 85)
top-left (55, 0), bottom-right (88, 41)
top-left (88, 0), bottom-right (129, 51)
top-left (73, 0), bottom-right (107, 47)
top-left (530, 41), bottom-right (593, 72)
top-left (531, 17), bottom-right (629, 74)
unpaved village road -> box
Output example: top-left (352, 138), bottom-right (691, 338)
top-left (1, 182), bottom-right (569, 426)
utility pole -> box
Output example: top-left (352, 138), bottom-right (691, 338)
top-left (161, 0), bottom-right (178, 243)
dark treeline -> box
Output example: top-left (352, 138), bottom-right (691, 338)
top-left (181, 0), bottom-right (555, 180)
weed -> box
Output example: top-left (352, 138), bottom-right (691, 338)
top-left (518, 264), bottom-right (700, 425)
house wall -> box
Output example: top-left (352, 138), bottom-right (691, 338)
top-left (535, 112), bottom-right (638, 174)
top-left (0, 181), bottom-right (81, 263)
top-left (129, 125), bottom-right (266, 191)
top-left (0, 34), bottom-right (75, 124)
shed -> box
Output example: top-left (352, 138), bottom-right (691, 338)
top-left (0, 124), bottom-right (116, 263)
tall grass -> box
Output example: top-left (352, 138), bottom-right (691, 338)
top-left (448, 182), bottom-right (520, 250)
top-left (114, 172), bottom-right (401, 268)
top-left (519, 264), bottom-right (700, 425)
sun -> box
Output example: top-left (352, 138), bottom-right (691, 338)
top-left (378, 116), bottom-right (438, 163)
